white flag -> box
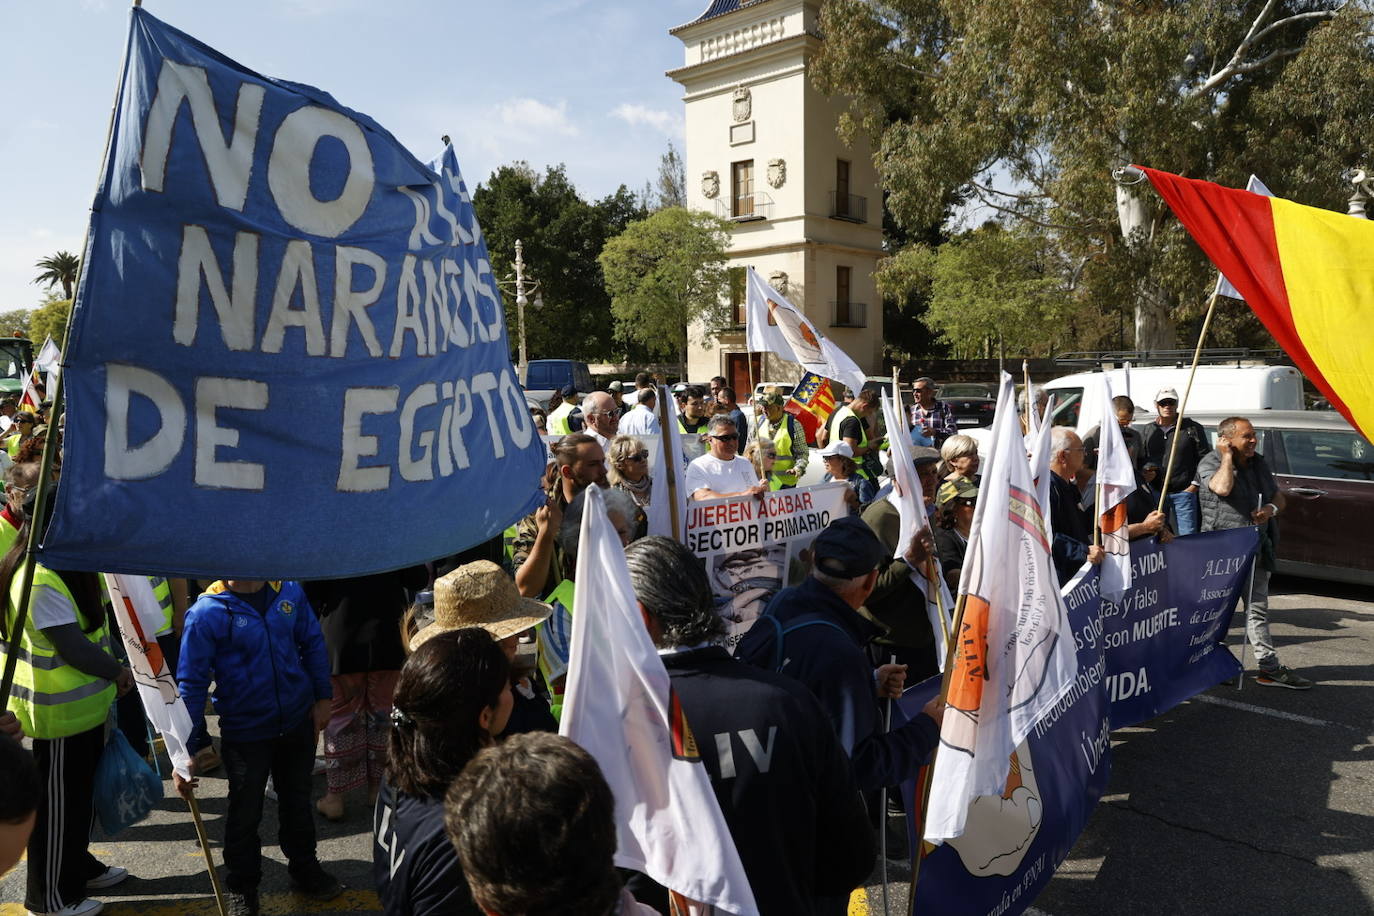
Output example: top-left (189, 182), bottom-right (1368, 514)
top-left (1214, 175), bottom-right (1275, 299)
top-left (925, 374), bottom-right (1077, 843)
top-left (104, 574), bottom-right (195, 779)
top-left (560, 487), bottom-right (758, 915)
top-left (1093, 376), bottom-right (1136, 601)
top-left (1025, 402), bottom-right (1054, 524)
top-left (880, 389), bottom-right (953, 665)
top-left (744, 268), bottom-right (865, 395)
top-left (34, 337), bottom-right (61, 386)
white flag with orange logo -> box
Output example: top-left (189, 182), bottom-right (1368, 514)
top-left (1094, 375), bottom-right (1136, 602)
top-left (924, 374), bottom-right (1077, 843)
top-left (744, 268), bottom-right (865, 395)
top-left (560, 487), bottom-right (757, 915)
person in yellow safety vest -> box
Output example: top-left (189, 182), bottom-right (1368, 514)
top-left (4, 412), bottom-right (34, 461)
top-left (546, 385), bottom-right (584, 436)
top-left (754, 390), bottom-right (809, 489)
top-left (0, 461), bottom-right (133, 915)
top-left (826, 387), bottom-right (882, 481)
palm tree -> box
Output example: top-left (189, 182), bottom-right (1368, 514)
top-left (32, 251), bottom-right (81, 301)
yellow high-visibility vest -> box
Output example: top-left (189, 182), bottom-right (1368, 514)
top-left (827, 406), bottom-right (872, 480)
top-left (548, 402), bottom-right (576, 435)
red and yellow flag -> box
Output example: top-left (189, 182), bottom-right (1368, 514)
top-left (784, 371), bottom-right (836, 443)
top-left (1140, 166), bottom-right (1374, 440)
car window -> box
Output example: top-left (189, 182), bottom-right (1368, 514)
top-left (574, 364), bottom-right (592, 391)
top-left (1276, 428), bottom-right (1374, 481)
top-left (526, 364), bottom-right (548, 388)
top-left (1048, 388), bottom-right (1083, 428)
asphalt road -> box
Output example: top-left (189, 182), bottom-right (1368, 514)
top-left (2, 575), bottom-right (1370, 916)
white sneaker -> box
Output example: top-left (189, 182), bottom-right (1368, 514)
top-left (28, 897), bottom-right (104, 916)
top-left (86, 866), bottom-right (128, 890)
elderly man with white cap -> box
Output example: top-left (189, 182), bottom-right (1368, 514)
top-left (1140, 386), bottom-right (1212, 535)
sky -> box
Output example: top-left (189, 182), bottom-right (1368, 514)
top-left (0, 0), bottom-right (708, 313)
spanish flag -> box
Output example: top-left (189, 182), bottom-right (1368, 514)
top-left (1139, 167), bottom-right (1374, 440)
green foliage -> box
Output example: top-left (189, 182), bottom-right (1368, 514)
top-left (473, 163), bottom-right (647, 362)
top-left (29, 293), bottom-right (71, 348)
top-left (0, 310), bottom-right (31, 337)
top-left (814, 0), bottom-right (1374, 349)
top-left (598, 207), bottom-right (733, 370)
top-left (656, 142), bottom-right (687, 210)
top-left (32, 251), bottom-right (80, 302)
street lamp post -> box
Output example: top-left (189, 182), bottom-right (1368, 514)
top-left (498, 240), bottom-right (541, 373)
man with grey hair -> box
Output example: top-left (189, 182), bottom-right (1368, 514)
top-left (736, 517), bottom-right (944, 794)
top-left (1197, 417), bottom-right (1311, 689)
top-left (1049, 426), bottom-right (1104, 585)
top-left (683, 417), bottom-right (766, 500)
top-left (580, 391), bottom-right (620, 452)
top-left (623, 537), bottom-right (875, 916)
top-left (909, 377), bottom-right (957, 448)
top-left (617, 386), bottom-right (660, 437)
top-left (1018, 383), bottom-right (1048, 431)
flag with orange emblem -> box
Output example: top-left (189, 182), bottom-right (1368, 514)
top-left (924, 374), bottom-right (1077, 844)
top-left (784, 371), bottom-right (837, 443)
top-left (744, 268), bottom-right (866, 395)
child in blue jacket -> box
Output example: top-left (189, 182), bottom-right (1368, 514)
top-left (173, 579), bottom-right (339, 916)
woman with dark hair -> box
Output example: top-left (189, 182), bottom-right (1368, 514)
top-left (372, 627), bottom-right (512, 916)
top-left (933, 480), bottom-right (978, 591)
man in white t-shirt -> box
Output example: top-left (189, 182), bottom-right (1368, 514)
top-left (684, 417), bottom-right (766, 501)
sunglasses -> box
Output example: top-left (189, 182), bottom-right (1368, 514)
top-left (625, 451), bottom-right (650, 462)
top-left (711, 434), bottom-right (739, 442)
top-left (1157, 400), bottom-right (1178, 407)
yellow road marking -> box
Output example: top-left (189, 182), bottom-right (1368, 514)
top-left (0, 890), bottom-right (382, 915)
top-left (849, 886), bottom-right (870, 915)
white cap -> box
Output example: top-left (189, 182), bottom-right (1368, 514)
top-left (819, 441), bottom-right (854, 459)
top-left (1155, 387), bottom-right (1180, 403)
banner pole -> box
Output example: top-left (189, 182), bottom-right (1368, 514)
top-left (1157, 291), bottom-right (1221, 515)
top-left (1093, 482), bottom-right (1103, 548)
top-left (2, 0), bottom-right (137, 707)
top-left (656, 385), bottom-right (682, 541)
top-left (187, 793), bottom-right (230, 916)
top-left (1022, 360), bottom-right (1034, 433)
top-left (879, 651), bottom-right (896, 916)
top-left (907, 591), bottom-right (968, 916)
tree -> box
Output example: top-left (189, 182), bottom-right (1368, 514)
top-left (879, 223), bottom-right (1114, 358)
top-left (29, 293), bottom-right (72, 348)
top-left (32, 251), bottom-right (80, 302)
top-left (599, 207), bottom-right (733, 376)
top-left (655, 141), bottom-right (687, 210)
top-left (814, 0), bottom-right (1374, 350)
top-left (0, 310), bottom-right (31, 338)
top-left (474, 163), bottom-right (647, 362)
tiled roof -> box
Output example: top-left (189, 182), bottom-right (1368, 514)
top-left (677, 0), bottom-right (767, 30)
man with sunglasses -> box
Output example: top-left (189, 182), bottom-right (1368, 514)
top-left (684, 417), bottom-right (767, 501)
top-left (1139, 387), bottom-right (1211, 536)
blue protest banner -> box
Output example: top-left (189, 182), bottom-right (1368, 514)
top-left (40, 10), bottom-right (545, 579)
top-left (1061, 528), bottom-right (1256, 728)
top-left (902, 583), bottom-right (1112, 915)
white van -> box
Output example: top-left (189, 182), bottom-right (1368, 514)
top-left (1043, 364), bottom-right (1304, 435)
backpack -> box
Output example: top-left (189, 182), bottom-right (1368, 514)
top-left (756, 610), bottom-right (848, 673)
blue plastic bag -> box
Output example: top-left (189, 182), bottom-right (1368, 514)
top-left (94, 725), bottom-right (163, 835)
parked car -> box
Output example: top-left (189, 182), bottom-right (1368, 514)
top-left (522, 359), bottom-right (592, 410)
top-left (938, 382), bottom-right (994, 399)
top-left (1149, 410), bottom-right (1373, 587)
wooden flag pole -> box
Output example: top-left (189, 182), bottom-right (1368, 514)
top-left (187, 793), bottom-right (230, 916)
top-left (655, 385), bottom-right (682, 541)
top-left (1156, 290), bottom-right (1222, 515)
top-left (895, 367), bottom-right (952, 646)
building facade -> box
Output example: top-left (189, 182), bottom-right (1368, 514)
top-left (669, 0), bottom-right (885, 395)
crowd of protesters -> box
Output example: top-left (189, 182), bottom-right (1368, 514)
top-left (0, 372), bottom-right (1309, 916)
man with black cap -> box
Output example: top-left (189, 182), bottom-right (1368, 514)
top-left (859, 446), bottom-right (944, 683)
top-left (735, 516), bottom-right (944, 793)
top-left (546, 386), bottom-right (583, 435)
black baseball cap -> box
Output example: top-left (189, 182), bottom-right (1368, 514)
top-left (812, 516), bottom-right (885, 578)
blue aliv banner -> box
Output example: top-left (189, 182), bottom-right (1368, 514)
top-left (41, 10), bottom-right (545, 579)
top-left (904, 527), bottom-right (1257, 915)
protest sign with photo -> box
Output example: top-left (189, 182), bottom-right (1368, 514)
top-left (684, 482), bottom-right (848, 650)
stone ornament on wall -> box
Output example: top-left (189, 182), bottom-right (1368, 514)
top-left (769, 271), bottom-right (788, 295)
top-left (767, 158), bottom-right (786, 189)
top-left (733, 86), bottom-right (752, 123)
top-left (702, 171), bottom-right (720, 199)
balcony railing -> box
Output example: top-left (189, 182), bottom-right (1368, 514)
top-left (715, 191), bottom-right (773, 222)
top-left (829, 191), bottom-right (868, 223)
top-left (830, 300), bottom-right (867, 328)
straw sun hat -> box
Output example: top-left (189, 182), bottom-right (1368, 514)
top-left (409, 560), bottom-right (552, 651)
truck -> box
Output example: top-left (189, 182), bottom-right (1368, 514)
top-left (521, 359), bottom-right (592, 411)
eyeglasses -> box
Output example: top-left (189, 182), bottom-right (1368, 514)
top-left (6, 484), bottom-right (34, 497)
top-left (1157, 400), bottom-right (1178, 407)
top-left (710, 434), bottom-right (738, 442)
top-left (626, 451), bottom-right (650, 462)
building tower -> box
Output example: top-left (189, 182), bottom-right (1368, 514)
top-left (669, 0), bottom-right (884, 395)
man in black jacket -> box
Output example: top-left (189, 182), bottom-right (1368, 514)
top-left (624, 536), bottom-right (875, 916)
top-left (1140, 387), bottom-right (1211, 535)
top-left (735, 517), bottom-right (944, 794)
